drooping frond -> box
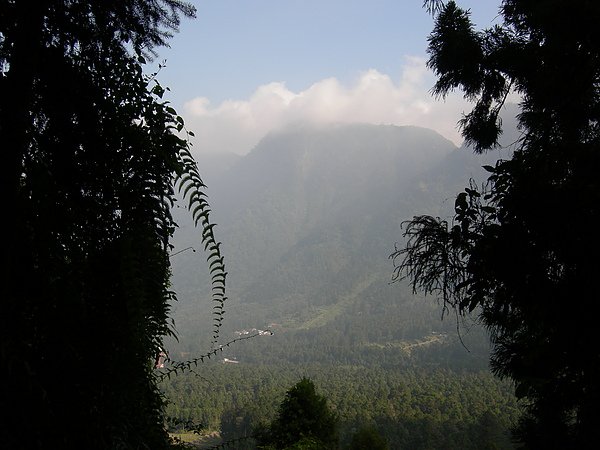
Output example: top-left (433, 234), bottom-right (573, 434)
top-left (391, 216), bottom-right (467, 315)
top-left (174, 136), bottom-right (228, 347)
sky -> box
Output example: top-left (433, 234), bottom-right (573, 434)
top-left (153, 0), bottom-right (503, 155)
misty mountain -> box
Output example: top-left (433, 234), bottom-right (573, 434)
top-left (168, 118), bottom-right (514, 362)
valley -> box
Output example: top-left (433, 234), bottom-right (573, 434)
top-left (161, 120), bottom-right (519, 448)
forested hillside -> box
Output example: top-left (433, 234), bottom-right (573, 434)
top-left (168, 122), bottom-right (509, 346)
top-left (161, 120), bottom-right (520, 448)
top-left (162, 364), bottom-right (519, 449)
top-left (5, 0), bottom-right (595, 447)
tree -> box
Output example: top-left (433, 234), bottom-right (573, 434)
top-left (256, 378), bottom-right (339, 450)
top-left (0, 1), bottom-right (226, 448)
top-left (348, 426), bottom-right (389, 450)
top-left (392, 1), bottom-right (600, 448)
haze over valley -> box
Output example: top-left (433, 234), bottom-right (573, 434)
top-left (7, 1), bottom-right (597, 448)
top-left (162, 116), bottom-right (520, 448)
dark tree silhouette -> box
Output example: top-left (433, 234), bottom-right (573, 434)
top-left (0, 1), bottom-right (226, 448)
top-left (393, 1), bottom-right (600, 448)
top-left (256, 378), bottom-right (339, 450)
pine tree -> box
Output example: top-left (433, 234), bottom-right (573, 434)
top-left (393, 1), bottom-right (600, 447)
top-left (256, 378), bottom-right (339, 450)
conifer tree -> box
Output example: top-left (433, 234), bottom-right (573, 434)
top-left (393, 1), bottom-right (600, 447)
top-left (256, 378), bottom-right (339, 450)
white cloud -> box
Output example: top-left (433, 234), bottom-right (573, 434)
top-left (182, 57), bottom-right (471, 155)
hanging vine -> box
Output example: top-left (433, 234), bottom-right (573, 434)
top-left (173, 122), bottom-right (228, 347)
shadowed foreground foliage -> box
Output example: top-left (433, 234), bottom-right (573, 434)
top-left (0, 1), bottom-right (226, 448)
top-left (395, 1), bottom-right (600, 448)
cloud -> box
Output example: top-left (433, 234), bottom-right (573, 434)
top-left (182, 57), bottom-right (471, 155)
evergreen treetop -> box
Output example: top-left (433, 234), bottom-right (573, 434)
top-left (395, 1), bottom-right (600, 447)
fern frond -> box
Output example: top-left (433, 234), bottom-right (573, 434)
top-left (174, 134), bottom-right (227, 347)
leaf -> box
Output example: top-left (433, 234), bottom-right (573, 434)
top-left (455, 192), bottom-right (468, 210)
top-left (151, 84), bottom-right (165, 98)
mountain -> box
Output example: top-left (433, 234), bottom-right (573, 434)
top-left (167, 120), bottom-right (512, 364)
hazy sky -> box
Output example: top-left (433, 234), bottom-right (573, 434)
top-left (154, 0), bottom-right (502, 154)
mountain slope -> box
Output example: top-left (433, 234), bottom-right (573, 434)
top-left (168, 121), bottom-right (508, 363)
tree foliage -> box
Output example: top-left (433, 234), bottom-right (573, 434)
top-left (0, 1), bottom-right (226, 448)
top-left (348, 426), bottom-right (389, 450)
top-left (393, 1), bottom-right (600, 448)
top-left (165, 364), bottom-right (517, 449)
top-left (256, 377), bottom-right (339, 450)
